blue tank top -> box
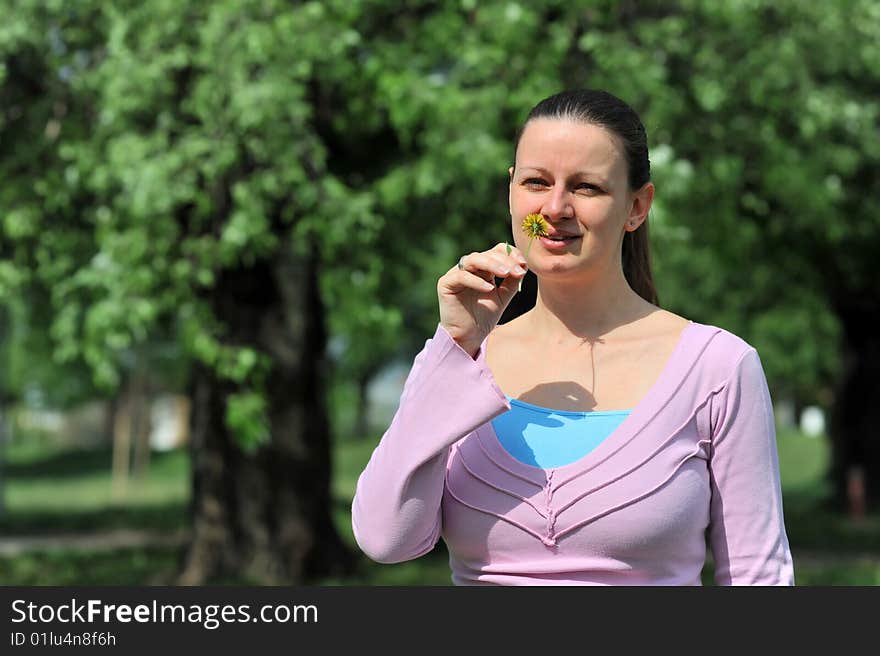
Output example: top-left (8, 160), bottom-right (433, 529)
top-left (490, 395), bottom-right (632, 468)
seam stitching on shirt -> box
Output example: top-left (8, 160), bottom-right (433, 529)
top-left (705, 346), bottom-right (759, 444)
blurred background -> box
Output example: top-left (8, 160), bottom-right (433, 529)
top-left (0, 0), bottom-right (877, 585)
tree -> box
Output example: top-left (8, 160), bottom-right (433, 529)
top-left (628, 1), bottom-right (879, 510)
top-left (1, 0), bottom-right (363, 583)
top-left (3, 0), bottom-right (877, 588)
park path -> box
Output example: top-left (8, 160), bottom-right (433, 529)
top-left (0, 529), bottom-right (189, 557)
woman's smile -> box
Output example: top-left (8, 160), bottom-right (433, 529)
top-left (539, 234), bottom-right (581, 250)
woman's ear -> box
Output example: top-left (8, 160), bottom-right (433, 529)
top-left (508, 165), bottom-right (514, 181)
top-left (626, 181), bottom-right (655, 231)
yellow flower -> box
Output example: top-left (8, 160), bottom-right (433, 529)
top-left (513, 213), bottom-right (549, 292)
top-left (522, 213), bottom-right (550, 239)
top-left (521, 213), bottom-right (549, 260)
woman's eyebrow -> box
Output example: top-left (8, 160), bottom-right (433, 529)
top-left (519, 166), bottom-right (608, 186)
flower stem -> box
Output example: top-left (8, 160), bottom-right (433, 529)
top-left (516, 239), bottom-right (537, 292)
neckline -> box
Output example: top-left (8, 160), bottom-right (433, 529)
top-left (504, 395), bottom-right (632, 416)
top-left (478, 319), bottom-right (697, 478)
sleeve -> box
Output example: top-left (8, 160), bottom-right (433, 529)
top-left (350, 323), bottom-right (510, 564)
top-left (706, 347), bottom-right (796, 585)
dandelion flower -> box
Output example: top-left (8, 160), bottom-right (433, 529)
top-left (522, 213), bottom-right (550, 242)
top-left (521, 213), bottom-right (549, 260)
top-left (512, 213), bottom-right (549, 292)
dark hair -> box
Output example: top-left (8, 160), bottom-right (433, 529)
top-left (513, 89), bottom-right (658, 306)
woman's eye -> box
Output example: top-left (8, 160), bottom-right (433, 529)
top-left (524, 178), bottom-right (547, 187)
top-left (576, 183), bottom-right (599, 192)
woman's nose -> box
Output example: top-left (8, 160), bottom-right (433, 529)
top-left (542, 183), bottom-right (573, 219)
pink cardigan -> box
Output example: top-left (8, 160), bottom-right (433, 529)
top-left (351, 320), bottom-right (795, 585)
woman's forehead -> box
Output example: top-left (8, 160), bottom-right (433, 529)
top-left (516, 118), bottom-right (624, 177)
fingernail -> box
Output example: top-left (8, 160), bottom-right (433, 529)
top-left (499, 267), bottom-right (510, 275)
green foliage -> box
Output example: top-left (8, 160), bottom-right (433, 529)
top-left (2, 0), bottom-right (878, 441)
top-left (225, 391), bottom-right (270, 453)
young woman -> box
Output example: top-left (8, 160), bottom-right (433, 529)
top-left (351, 89), bottom-right (794, 585)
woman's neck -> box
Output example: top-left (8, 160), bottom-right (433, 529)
top-left (526, 269), bottom-right (654, 347)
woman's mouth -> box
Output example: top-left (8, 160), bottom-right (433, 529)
top-left (539, 235), bottom-right (580, 249)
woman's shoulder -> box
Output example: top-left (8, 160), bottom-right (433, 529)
top-left (650, 313), bottom-right (767, 395)
top-left (684, 318), bottom-right (767, 388)
top-left (649, 309), bottom-right (692, 339)
top-left (688, 318), bottom-right (757, 358)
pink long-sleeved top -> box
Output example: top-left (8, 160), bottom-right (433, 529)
top-left (351, 320), bottom-right (795, 585)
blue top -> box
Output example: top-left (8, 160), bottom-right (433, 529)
top-left (490, 395), bottom-right (632, 468)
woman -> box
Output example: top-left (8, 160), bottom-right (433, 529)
top-left (351, 89), bottom-right (795, 585)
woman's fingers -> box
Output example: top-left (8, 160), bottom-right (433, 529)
top-left (436, 242), bottom-right (528, 350)
top-left (440, 264), bottom-right (496, 293)
top-left (460, 270), bottom-right (498, 293)
top-left (439, 244), bottom-right (527, 300)
top-left (493, 242), bottom-right (528, 268)
top-left (458, 252), bottom-right (508, 279)
top-left (459, 249), bottom-right (527, 280)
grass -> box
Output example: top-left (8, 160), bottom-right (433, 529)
top-left (1, 442), bottom-right (188, 535)
top-left (1, 546), bottom-right (184, 586)
top-left (0, 424), bottom-right (877, 585)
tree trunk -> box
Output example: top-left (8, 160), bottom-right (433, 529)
top-left (827, 296), bottom-right (880, 515)
top-left (111, 383), bottom-right (133, 501)
top-left (131, 382), bottom-right (152, 479)
top-left (178, 246), bottom-right (356, 584)
top-left (354, 372), bottom-right (370, 440)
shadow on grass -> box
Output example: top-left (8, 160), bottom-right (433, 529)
top-left (0, 502), bottom-right (188, 536)
top-left (0, 545), bottom-right (185, 586)
top-left (0, 542), bottom-right (454, 586)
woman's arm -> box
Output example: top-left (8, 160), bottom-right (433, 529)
top-left (351, 323), bottom-right (509, 564)
top-left (707, 347), bottom-right (795, 585)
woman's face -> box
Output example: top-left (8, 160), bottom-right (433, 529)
top-left (508, 118), bottom-right (651, 278)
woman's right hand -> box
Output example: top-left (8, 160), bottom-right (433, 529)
top-left (438, 242), bottom-right (529, 358)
